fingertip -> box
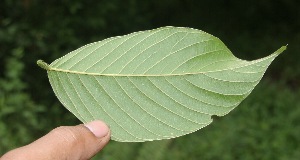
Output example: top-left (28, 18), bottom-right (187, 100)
top-left (84, 120), bottom-right (110, 138)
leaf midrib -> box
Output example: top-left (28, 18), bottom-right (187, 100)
top-left (45, 58), bottom-right (269, 77)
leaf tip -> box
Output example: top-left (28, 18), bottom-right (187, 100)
top-left (37, 60), bottom-right (50, 71)
top-left (273, 45), bottom-right (287, 56)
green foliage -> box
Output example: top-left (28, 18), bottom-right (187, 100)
top-left (41, 26), bottom-right (285, 142)
top-left (0, 0), bottom-right (299, 158)
top-left (0, 49), bottom-right (42, 152)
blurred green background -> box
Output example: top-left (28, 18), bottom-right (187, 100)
top-left (1, 0), bottom-right (299, 159)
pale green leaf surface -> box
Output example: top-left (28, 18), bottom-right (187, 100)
top-left (37, 26), bottom-right (286, 142)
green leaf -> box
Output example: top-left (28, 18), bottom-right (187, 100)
top-left (38, 26), bottom-right (286, 142)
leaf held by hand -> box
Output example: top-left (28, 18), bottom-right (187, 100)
top-left (38, 27), bottom-right (286, 142)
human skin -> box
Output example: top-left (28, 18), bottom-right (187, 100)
top-left (0, 120), bottom-right (110, 160)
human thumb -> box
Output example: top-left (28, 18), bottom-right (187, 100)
top-left (1, 120), bottom-right (110, 160)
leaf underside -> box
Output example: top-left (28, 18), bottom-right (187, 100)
top-left (38, 26), bottom-right (286, 142)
